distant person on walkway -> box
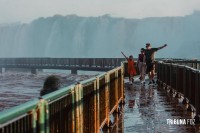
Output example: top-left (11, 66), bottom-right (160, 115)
top-left (137, 48), bottom-right (146, 85)
top-left (121, 52), bottom-right (136, 85)
top-left (40, 75), bottom-right (61, 96)
top-left (144, 43), bottom-right (167, 85)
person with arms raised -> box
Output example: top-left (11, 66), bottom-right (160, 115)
top-left (121, 52), bottom-right (137, 85)
top-left (144, 43), bottom-right (167, 85)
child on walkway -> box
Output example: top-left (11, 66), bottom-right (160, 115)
top-left (137, 48), bottom-right (146, 85)
top-left (121, 52), bottom-right (136, 85)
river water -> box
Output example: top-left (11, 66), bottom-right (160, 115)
top-left (0, 70), bottom-right (97, 111)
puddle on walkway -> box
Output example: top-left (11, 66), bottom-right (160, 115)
top-left (102, 79), bottom-right (200, 133)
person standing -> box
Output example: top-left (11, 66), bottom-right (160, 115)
top-left (144, 43), bottom-right (167, 85)
top-left (121, 52), bottom-right (137, 85)
top-left (137, 48), bottom-right (146, 85)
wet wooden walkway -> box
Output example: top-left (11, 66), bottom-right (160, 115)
top-left (102, 77), bottom-right (200, 133)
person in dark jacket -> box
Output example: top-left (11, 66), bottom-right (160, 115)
top-left (144, 43), bottom-right (167, 85)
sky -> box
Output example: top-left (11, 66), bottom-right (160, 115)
top-left (0, 0), bottom-right (200, 24)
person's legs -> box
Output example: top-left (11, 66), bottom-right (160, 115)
top-left (149, 72), bottom-right (152, 80)
top-left (147, 70), bottom-right (152, 84)
top-left (146, 63), bottom-right (150, 74)
top-left (149, 70), bottom-right (153, 79)
top-left (150, 64), bottom-right (156, 83)
top-left (138, 62), bottom-right (143, 82)
top-left (131, 75), bottom-right (134, 83)
top-left (129, 74), bottom-right (133, 84)
top-left (147, 63), bottom-right (154, 85)
top-left (142, 64), bottom-right (146, 83)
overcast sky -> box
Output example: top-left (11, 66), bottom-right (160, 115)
top-left (0, 0), bottom-right (200, 24)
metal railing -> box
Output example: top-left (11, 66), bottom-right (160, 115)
top-left (163, 59), bottom-right (200, 70)
top-left (0, 58), bottom-right (125, 68)
top-left (157, 61), bottom-right (200, 118)
top-left (0, 62), bottom-right (125, 133)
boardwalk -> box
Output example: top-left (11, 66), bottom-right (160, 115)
top-left (103, 77), bottom-right (200, 133)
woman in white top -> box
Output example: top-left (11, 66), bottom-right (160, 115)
top-left (137, 48), bottom-right (146, 85)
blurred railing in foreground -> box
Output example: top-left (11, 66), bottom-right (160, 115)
top-left (0, 63), bottom-right (125, 133)
top-left (157, 60), bottom-right (200, 122)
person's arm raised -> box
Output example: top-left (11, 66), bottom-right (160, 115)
top-left (158, 44), bottom-right (167, 50)
top-left (121, 51), bottom-right (128, 60)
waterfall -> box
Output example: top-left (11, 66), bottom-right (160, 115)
top-left (0, 12), bottom-right (200, 59)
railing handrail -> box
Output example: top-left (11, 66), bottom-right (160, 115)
top-left (0, 98), bottom-right (39, 125)
top-left (161, 59), bottom-right (200, 70)
top-left (42, 85), bottom-right (75, 102)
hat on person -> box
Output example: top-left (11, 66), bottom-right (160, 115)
top-left (146, 43), bottom-right (151, 47)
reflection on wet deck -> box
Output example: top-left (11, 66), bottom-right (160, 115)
top-left (102, 78), bottom-right (200, 133)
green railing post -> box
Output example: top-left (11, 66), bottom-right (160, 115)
top-left (79, 84), bottom-right (83, 133)
top-left (93, 80), bottom-right (98, 133)
top-left (121, 64), bottom-right (125, 102)
top-left (75, 83), bottom-right (83, 133)
top-left (75, 84), bottom-right (80, 133)
top-left (195, 72), bottom-right (199, 114)
top-left (96, 77), bottom-right (100, 131)
top-left (38, 99), bottom-right (46, 133)
top-left (44, 101), bottom-right (49, 133)
top-left (115, 69), bottom-right (119, 113)
top-left (31, 109), bottom-right (37, 133)
top-left (70, 88), bottom-right (75, 133)
top-left (105, 73), bottom-right (110, 127)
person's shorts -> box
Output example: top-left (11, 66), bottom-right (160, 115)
top-left (146, 62), bottom-right (155, 73)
